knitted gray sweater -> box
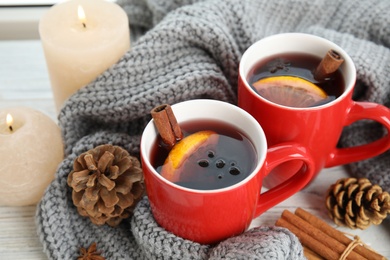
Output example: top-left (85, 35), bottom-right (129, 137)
top-left (36, 0), bottom-right (390, 259)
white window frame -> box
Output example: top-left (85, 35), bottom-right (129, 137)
top-left (0, 7), bottom-right (49, 39)
top-left (0, 0), bottom-right (57, 5)
top-left (0, 0), bottom-right (115, 40)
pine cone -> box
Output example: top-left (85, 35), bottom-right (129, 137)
top-left (68, 144), bottom-right (144, 227)
top-left (325, 177), bottom-right (390, 229)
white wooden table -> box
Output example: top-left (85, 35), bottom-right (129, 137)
top-left (0, 40), bottom-right (389, 259)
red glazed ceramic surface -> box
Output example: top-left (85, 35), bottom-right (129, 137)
top-left (140, 99), bottom-right (315, 244)
top-left (238, 33), bottom-right (390, 187)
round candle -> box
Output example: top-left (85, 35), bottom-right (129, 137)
top-left (0, 107), bottom-right (64, 206)
top-left (39, 0), bottom-right (130, 112)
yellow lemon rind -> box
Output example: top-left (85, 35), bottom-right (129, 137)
top-left (161, 130), bottom-right (218, 182)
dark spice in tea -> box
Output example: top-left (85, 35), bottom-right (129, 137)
top-left (151, 119), bottom-right (257, 190)
top-left (248, 53), bottom-right (345, 107)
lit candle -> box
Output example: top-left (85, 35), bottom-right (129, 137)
top-left (6, 114), bottom-right (13, 131)
top-left (0, 107), bottom-right (64, 206)
top-left (39, 0), bottom-right (130, 112)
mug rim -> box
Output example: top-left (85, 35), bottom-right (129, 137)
top-left (140, 99), bottom-right (267, 194)
top-left (239, 32), bottom-right (357, 110)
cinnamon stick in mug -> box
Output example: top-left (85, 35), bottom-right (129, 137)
top-left (151, 104), bottom-right (183, 150)
top-left (314, 49), bottom-right (344, 80)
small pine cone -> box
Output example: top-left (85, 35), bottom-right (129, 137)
top-left (325, 177), bottom-right (390, 230)
top-left (67, 144), bottom-right (145, 227)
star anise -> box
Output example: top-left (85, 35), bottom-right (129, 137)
top-left (78, 242), bottom-right (105, 260)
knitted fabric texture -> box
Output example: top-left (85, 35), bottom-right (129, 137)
top-left (132, 197), bottom-right (305, 260)
top-left (36, 0), bottom-right (390, 259)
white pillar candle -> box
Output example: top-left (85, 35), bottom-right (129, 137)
top-left (0, 107), bottom-right (64, 206)
top-left (39, 0), bottom-right (131, 112)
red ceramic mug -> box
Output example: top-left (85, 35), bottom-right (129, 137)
top-left (140, 99), bottom-right (315, 244)
top-left (238, 33), bottom-right (390, 188)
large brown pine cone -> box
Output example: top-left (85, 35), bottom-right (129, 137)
top-left (67, 144), bottom-right (144, 227)
top-left (325, 177), bottom-right (390, 229)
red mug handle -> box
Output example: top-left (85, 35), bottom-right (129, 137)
top-left (326, 101), bottom-right (390, 167)
top-left (254, 142), bottom-right (315, 217)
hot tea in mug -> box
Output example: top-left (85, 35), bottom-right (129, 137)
top-left (238, 33), bottom-right (390, 188)
top-left (248, 52), bottom-right (344, 108)
top-left (141, 99), bottom-right (315, 244)
top-left (151, 119), bottom-right (257, 190)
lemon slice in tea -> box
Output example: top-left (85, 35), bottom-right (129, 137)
top-left (252, 76), bottom-right (328, 107)
top-left (161, 130), bottom-right (219, 182)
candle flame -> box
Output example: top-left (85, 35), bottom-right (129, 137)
top-left (6, 113), bottom-right (13, 131)
top-left (78, 5), bottom-right (87, 28)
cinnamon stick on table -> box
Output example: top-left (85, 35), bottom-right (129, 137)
top-left (279, 210), bottom-right (364, 260)
top-left (314, 49), bottom-right (344, 81)
top-left (295, 208), bottom-right (384, 260)
top-left (151, 104), bottom-right (183, 150)
top-left (303, 246), bottom-right (324, 260)
top-left (276, 217), bottom-right (339, 260)
top-left (275, 208), bottom-right (385, 260)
